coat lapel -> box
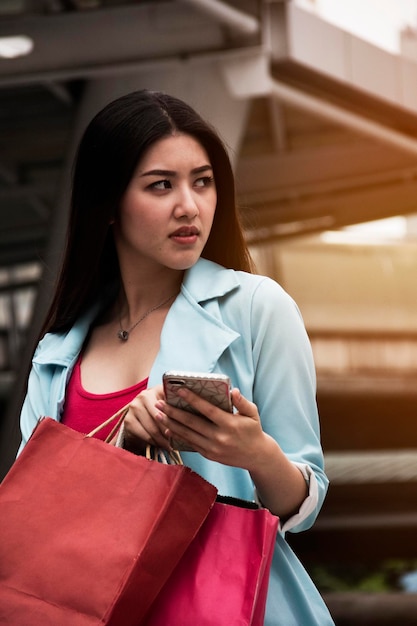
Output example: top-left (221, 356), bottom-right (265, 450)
top-left (148, 259), bottom-right (241, 386)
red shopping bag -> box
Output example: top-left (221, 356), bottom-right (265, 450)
top-left (144, 495), bottom-right (279, 626)
top-left (0, 417), bottom-right (217, 626)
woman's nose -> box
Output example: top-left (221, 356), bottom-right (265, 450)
top-left (173, 186), bottom-right (199, 219)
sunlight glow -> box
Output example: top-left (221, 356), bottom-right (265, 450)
top-left (321, 216), bottom-right (408, 244)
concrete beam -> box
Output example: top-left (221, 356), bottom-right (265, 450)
top-left (0, 2), bottom-right (226, 85)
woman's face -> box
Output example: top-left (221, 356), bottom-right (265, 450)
top-left (113, 133), bottom-right (217, 273)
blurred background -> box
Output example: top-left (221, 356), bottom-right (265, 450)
top-left (1, 0), bottom-right (417, 622)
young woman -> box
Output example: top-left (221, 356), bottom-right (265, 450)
top-left (19, 90), bottom-right (334, 625)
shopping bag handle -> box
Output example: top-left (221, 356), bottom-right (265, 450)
top-left (85, 403), bottom-right (130, 442)
top-left (146, 445), bottom-right (183, 466)
top-left (84, 406), bottom-right (184, 461)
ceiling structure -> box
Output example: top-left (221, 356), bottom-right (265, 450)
top-left (2, 0), bottom-right (417, 271)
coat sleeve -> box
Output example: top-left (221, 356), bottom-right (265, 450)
top-left (249, 277), bottom-right (328, 533)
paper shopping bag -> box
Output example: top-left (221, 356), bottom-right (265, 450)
top-left (0, 417), bottom-right (217, 626)
top-left (144, 495), bottom-right (279, 626)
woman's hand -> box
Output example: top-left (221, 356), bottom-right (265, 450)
top-left (154, 387), bottom-right (267, 470)
top-left (155, 387), bottom-right (309, 519)
top-left (122, 385), bottom-right (171, 452)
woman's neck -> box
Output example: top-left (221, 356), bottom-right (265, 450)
top-left (117, 269), bottom-right (183, 326)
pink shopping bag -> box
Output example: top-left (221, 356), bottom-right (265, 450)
top-left (144, 495), bottom-right (279, 626)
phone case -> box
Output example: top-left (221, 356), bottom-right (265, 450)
top-left (163, 371), bottom-right (232, 416)
top-left (162, 371), bottom-right (233, 451)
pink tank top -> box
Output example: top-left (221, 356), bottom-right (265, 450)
top-left (61, 356), bottom-right (148, 440)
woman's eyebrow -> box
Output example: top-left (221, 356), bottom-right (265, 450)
top-left (139, 169), bottom-right (175, 178)
top-left (139, 164), bottom-right (213, 178)
top-left (192, 165), bottom-right (213, 174)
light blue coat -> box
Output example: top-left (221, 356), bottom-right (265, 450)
top-left (19, 258), bottom-right (334, 625)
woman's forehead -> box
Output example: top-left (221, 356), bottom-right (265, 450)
top-left (136, 133), bottom-right (212, 172)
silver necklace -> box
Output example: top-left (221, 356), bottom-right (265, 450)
top-left (117, 293), bottom-right (176, 342)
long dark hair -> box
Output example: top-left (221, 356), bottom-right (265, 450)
top-left (42, 89), bottom-right (254, 335)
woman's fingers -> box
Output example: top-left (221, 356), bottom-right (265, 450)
top-left (155, 387), bottom-right (264, 465)
top-left (123, 387), bottom-right (170, 448)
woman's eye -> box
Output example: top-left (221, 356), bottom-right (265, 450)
top-left (150, 179), bottom-right (171, 190)
top-left (194, 176), bottom-right (214, 188)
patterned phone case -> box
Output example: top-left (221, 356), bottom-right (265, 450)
top-left (163, 371), bottom-right (232, 416)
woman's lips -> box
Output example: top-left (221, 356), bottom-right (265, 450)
top-left (170, 226), bottom-right (199, 244)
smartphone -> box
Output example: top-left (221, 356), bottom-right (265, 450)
top-left (162, 371), bottom-right (233, 450)
top-left (163, 371), bottom-right (233, 415)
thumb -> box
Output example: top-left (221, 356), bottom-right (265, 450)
top-left (231, 388), bottom-right (258, 418)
